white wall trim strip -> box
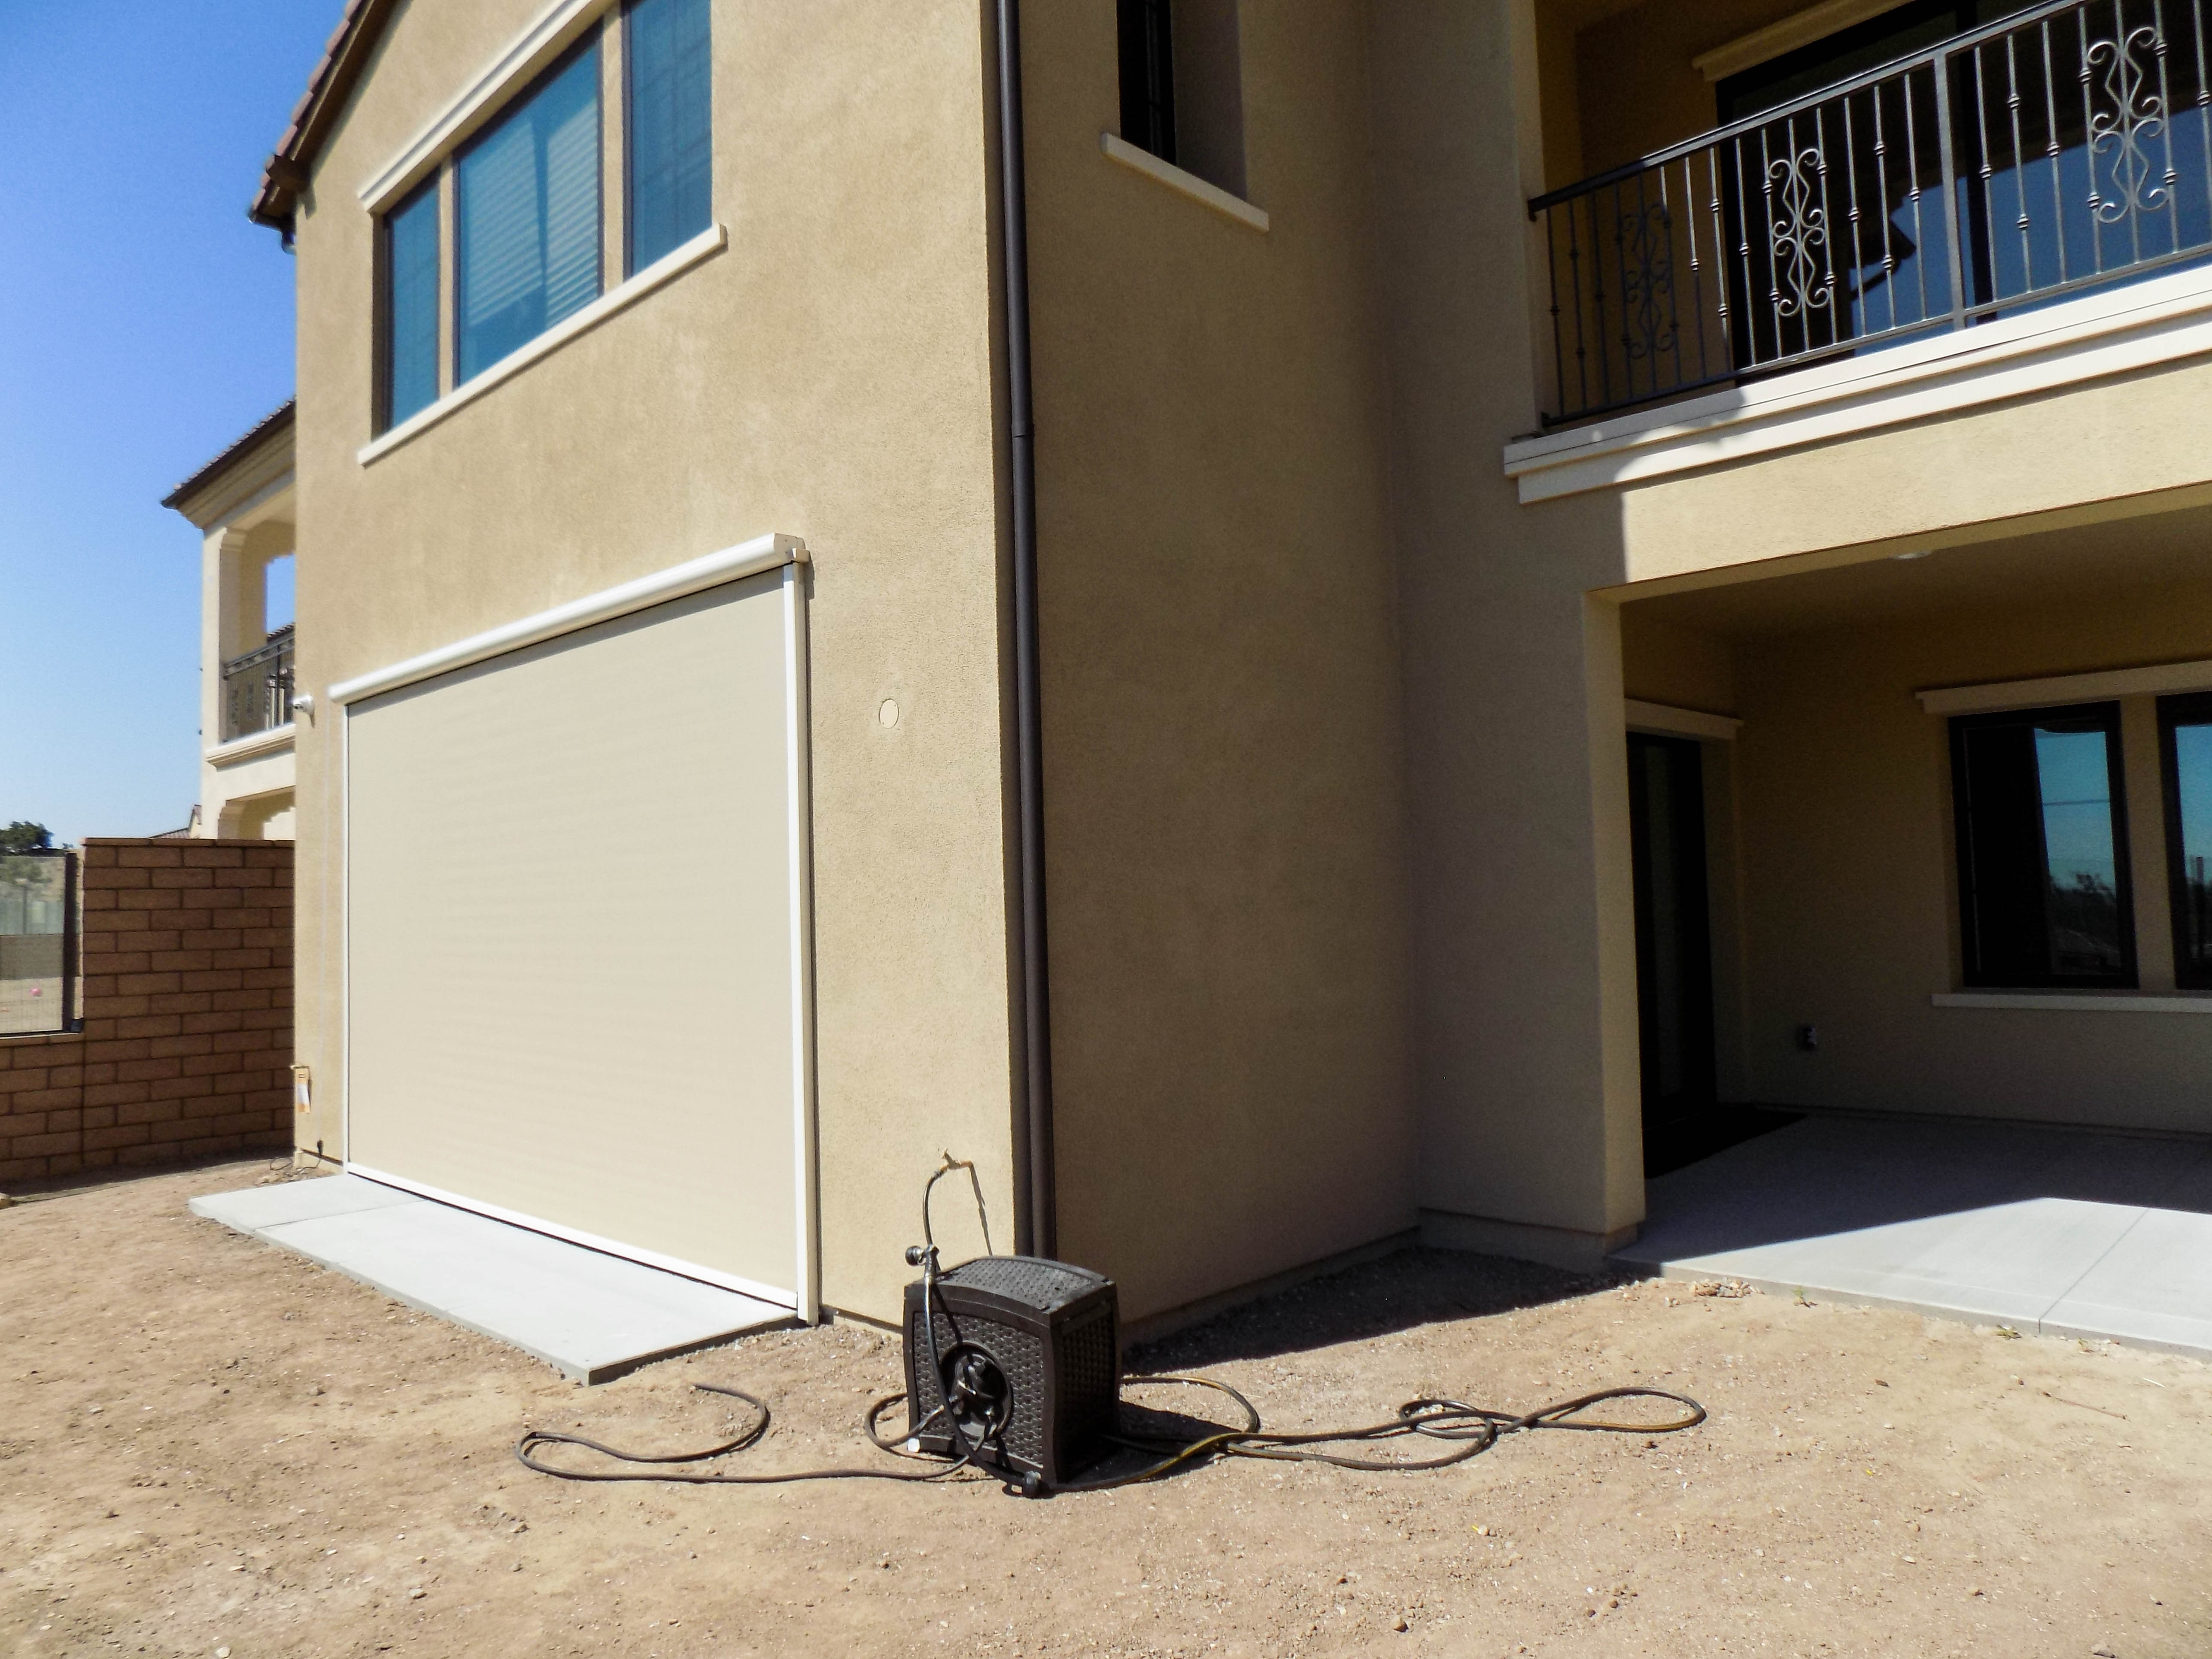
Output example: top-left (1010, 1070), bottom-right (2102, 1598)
top-left (1917, 656), bottom-right (2212, 714)
top-left (204, 723), bottom-right (297, 766)
top-left (1625, 699), bottom-right (1742, 740)
top-left (344, 1164), bottom-right (802, 1307)
top-left (328, 532), bottom-right (808, 707)
top-left (1504, 264), bottom-right (2212, 503)
top-left (357, 223), bottom-right (727, 468)
top-left (1932, 992), bottom-right (2212, 1013)
top-left (1100, 133), bottom-right (1270, 232)
top-left (781, 563), bottom-right (821, 1325)
top-left (357, 0), bottom-right (617, 214)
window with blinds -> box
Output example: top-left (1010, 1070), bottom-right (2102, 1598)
top-left (626, 0), bottom-right (712, 274)
top-left (456, 42), bottom-right (603, 385)
top-left (379, 179), bottom-right (441, 431)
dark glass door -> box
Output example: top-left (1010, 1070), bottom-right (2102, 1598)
top-left (1628, 735), bottom-right (1718, 1160)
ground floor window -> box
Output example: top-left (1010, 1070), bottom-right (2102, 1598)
top-left (2159, 692), bottom-right (2212, 989)
top-left (1950, 702), bottom-right (2134, 988)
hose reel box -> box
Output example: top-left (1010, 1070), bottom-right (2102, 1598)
top-left (902, 1255), bottom-right (1120, 1488)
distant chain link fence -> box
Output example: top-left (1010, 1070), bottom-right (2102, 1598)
top-left (0, 852), bottom-right (76, 1035)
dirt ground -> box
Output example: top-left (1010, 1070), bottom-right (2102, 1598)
top-left (3, 1159), bottom-right (2208, 1658)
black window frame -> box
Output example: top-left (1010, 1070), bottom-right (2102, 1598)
top-left (1949, 700), bottom-right (2136, 990)
top-left (2157, 690), bottom-right (2212, 990)
top-left (1118, 0), bottom-right (1176, 164)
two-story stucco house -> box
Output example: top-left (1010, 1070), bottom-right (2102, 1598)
top-left (165, 403), bottom-right (299, 842)
top-left (216, 0), bottom-right (2212, 1336)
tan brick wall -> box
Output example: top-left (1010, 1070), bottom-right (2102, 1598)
top-left (0, 839), bottom-right (291, 1186)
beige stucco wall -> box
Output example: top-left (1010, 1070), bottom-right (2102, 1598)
top-left (1622, 610), bottom-right (1738, 714)
top-left (1019, 0), bottom-right (1416, 1320)
top-left (1722, 581), bottom-right (2212, 1133)
top-left (1368, 0), bottom-right (1648, 1260)
top-left (288, 0), bottom-right (1017, 1322)
top-left (1613, 355), bottom-right (2212, 589)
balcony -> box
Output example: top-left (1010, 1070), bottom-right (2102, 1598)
top-left (221, 623), bottom-right (295, 743)
top-left (1531, 0), bottom-right (2212, 426)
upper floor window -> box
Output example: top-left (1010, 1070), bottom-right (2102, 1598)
top-left (1117, 0), bottom-right (1245, 196)
top-left (1951, 703), bottom-right (2134, 988)
top-left (378, 178), bottom-right (441, 432)
top-left (368, 2), bottom-right (717, 436)
top-left (456, 42), bottom-right (603, 385)
top-left (626, 0), bottom-right (713, 273)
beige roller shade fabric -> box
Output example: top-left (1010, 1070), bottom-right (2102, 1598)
top-left (346, 572), bottom-right (799, 1298)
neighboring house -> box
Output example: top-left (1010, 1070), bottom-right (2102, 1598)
top-left (228, 0), bottom-right (2212, 1335)
top-left (164, 404), bottom-right (299, 840)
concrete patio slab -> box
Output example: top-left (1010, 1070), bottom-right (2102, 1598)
top-left (191, 1173), bottom-right (790, 1382)
top-left (1614, 1116), bottom-right (2212, 1360)
top-left (2041, 1152), bottom-right (2212, 1356)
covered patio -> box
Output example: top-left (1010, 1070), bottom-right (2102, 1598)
top-left (1618, 1112), bottom-right (2212, 1357)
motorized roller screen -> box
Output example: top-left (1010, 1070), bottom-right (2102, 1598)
top-left (345, 571), bottom-right (802, 1300)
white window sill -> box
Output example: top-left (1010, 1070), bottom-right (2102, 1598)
top-left (1932, 991), bottom-right (2212, 1013)
top-left (1099, 134), bottom-right (1268, 233)
top-left (1504, 261), bottom-right (2212, 503)
top-left (1625, 698), bottom-right (1741, 741)
top-left (359, 222), bottom-right (727, 468)
top-left (1917, 655), bottom-right (2212, 716)
top-left (205, 723), bottom-right (296, 766)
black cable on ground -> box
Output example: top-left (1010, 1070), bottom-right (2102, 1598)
top-left (513, 1376), bottom-right (1705, 1492)
top-left (514, 1387), bottom-right (988, 1486)
top-left (515, 1164), bottom-right (1704, 1492)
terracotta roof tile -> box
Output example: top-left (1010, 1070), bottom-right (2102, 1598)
top-left (251, 0), bottom-right (404, 237)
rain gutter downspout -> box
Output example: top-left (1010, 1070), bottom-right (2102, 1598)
top-left (995, 0), bottom-right (1056, 1258)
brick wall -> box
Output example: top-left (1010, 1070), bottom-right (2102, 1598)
top-left (0, 839), bottom-right (291, 1187)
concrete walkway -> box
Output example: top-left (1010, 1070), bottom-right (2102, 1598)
top-left (1614, 1114), bottom-right (2212, 1360)
top-left (191, 1173), bottom-right (790, 1382)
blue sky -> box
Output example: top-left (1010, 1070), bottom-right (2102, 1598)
top-left (0, 2), bottom-right (339, 845)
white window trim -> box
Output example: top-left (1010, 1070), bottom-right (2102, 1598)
top-left (1504, 263), bottom-right (2212, 504)
top-left (1932, 992), bottom-right (2212, 1012)
top-left (1100, 133), bottom-right (1270, 233)
top-left (327, 531), bottom-right (805, 706)
top-left (1917, 656), bottom-right (2212, 715)
top-left (358, 222), bottom-right (727, 468)
top-left (1626, 698), bottom-right (1741, 741)
top-left (1693, 0), bottom-right (1908, 82)
top-left (358, 0), bottom-right (618, 216)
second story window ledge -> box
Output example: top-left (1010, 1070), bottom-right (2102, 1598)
top-left (358, 219), bottom-right (726, 467)
top-left (362, 0), bottom-right (717, 468)
top-left (1529, 0), bottom-right (2212, 438)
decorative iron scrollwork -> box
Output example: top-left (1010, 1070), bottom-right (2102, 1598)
top-left (2086, 24), bottom-right (2170, 224)
top-left (1767, 146), bottom-right (1836, 317)
top-left (1618, 202), bottom-right (1678, 361)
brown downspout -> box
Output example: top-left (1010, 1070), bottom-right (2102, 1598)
top-left (994, 0), bottom-right (1055, 1259)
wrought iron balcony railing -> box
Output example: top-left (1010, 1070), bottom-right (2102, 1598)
top-left (221, 624), bottom-right (295, 743)
top-left (1530, 0), bottom-right (2212, 425)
